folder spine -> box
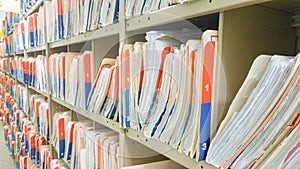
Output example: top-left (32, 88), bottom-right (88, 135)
top-left (199, 38), bottom-right (216, 161)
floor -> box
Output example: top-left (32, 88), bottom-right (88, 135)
top-left (0, 120), bottom-right (16, 169)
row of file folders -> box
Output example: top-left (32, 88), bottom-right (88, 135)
top-left (2, 5), bottom-right (46, 54)
top-left (2, 0), bottom-right (197, 54)
top-left (0, 77), bottom-right (186, 169)
top-left (2, 27), bottom-right (300, 169)
top-left (0, 79), bottom-right (121, 169)
top-left (0, 55), bottom-right (47, 92)
top-left (1, 12), bottom-right (20, 37)
top-left (45, 0), bottom-right (119, 42)
top-left (0, 29), bottom-right (219, 161)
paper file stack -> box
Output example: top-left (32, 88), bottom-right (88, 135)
top-left (16, 84), bottom-right (29, 113)
top-left (51, 118), bottom-right (120, 169)
top-left (0, 58), bottom-right (9, 72)
top-left (35, 55), bottom-right (47, 92)
top-left (36, 5), bottom-right (46, 46)
top-left (47, 52), bottom-right (77, 106)
top-left (40, 145), bottom-right (52, 169)
top-left (125, 0), bottom-right (194, 19)
top-left (1, 12), bottom-right (20, 36)
top-left (7, 77), bottom-right (16, 97)
top-left (0, 12), bottom-right (20, 53)
top-left (49, 51), bottom-right (92, 110)
top-left (70, 123), bottom-right (120, 169)
top-left (119, 30), bottom-right (219, 161)
top-left (4, 34), bottom-right (15, 53)
top-left (3, 6), bottom-right (46, 52)
top-left (8, 56), bottom-right (22, 80)
top-left (45, 0), bottom-right (119, 42)
top-left (87, 58), bottom-right (119, 121)
top-left (9, 56), bottom-right (36, 86)
top-left (27, 6), bottom-right (47, 48)
top-left (207, 54), bottom-right (300, 168)
top-left (29, 94), bottom-right (49, 140)
top-left (52, 111), bottom-right (72, 161)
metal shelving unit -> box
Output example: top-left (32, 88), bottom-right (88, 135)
top-left (3, 0), bottom-right (298, 168)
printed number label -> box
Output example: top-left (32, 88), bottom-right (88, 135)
top-left (205, 84), bottom-right (209, 92)
top-left (202, 143), bottom-right (207, 151)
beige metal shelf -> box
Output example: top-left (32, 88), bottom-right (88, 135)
top-left (125, 128), bottom-right (216, 169)
top-left (27, 45), bottom-right (47, 53)
top-left (49, 23), bottom-right (120, 49)
top-left (28, 86), bottom-right (48, 98)
top-left (16, 50), bottom-right (25, 55)
top-left (16, 77), bottom-right (26, 86)
top-left (51, 95), bottom-right (120, 132)
top-left (125, 0), bottom-right (270, 31)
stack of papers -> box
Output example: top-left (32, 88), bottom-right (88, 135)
top-left (259, 117), bottom-right (300, 169)
top-left (40, 145), bottom-right (52, 169)
top-left (36, 6), bottom-right (46, 46)
top-left (28, 57), bottom-right (36, 87)
top-left (125, 0), bottom-right (193, 19)
top-left (16, 84), bottom-right (29, 113)
top-left (5, 33), bottom-right (15, 53)
top-left (0, 12), bottom-right (21, 53)
top-left (49, 51), bottom-right (92, 110)
top-left (7, 56), bottom-right (44, 88)
top-left (28, 14), bottom-right (35, 48)
top-left (45, 0), bottom-right (119, 42)
top-left (70, 121), bottom-right (93, 169)
top-left (19, 19), bottom-right (29, 50)
top-left (207, 54), bottom-right (300, 168)
top-left (52, 111), bottom-right (72, 159)
top-left (1, 12), bottom-right (20, 37)
top-left (27, 6), bottom-right (46, 48)
top-left (49, 52), bottom-right (79, 99)
top-left (29, 94), bottom-right (48, 139)
top-left (8, 56), bottom-right (36, 87)
top-left (87, 58), bottom-right (119, 121)
top-left (119, 30), bottom-right (218, 160)
top-left (35, 55), bottom-right (47, 92)
top-left (85, 129), bottom-right (119, 169)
